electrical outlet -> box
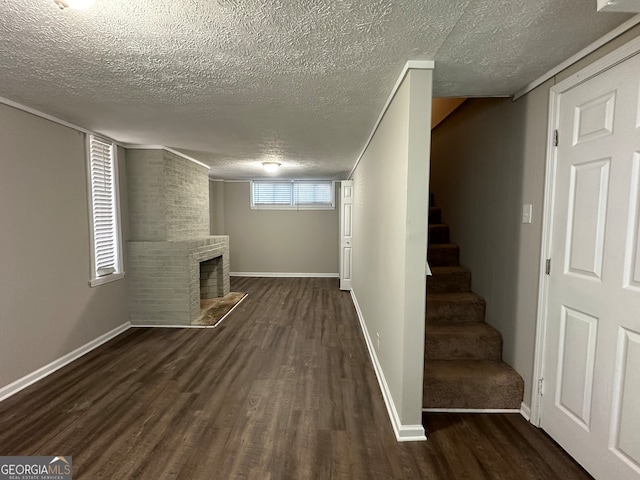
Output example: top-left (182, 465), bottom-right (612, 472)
top-left (376, 332), bottom-right (380, 349)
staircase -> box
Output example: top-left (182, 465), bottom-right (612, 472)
top-left (424, 205), bottom-right (524, 409)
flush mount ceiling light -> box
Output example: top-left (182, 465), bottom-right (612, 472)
top-left (53, 0), bottom-right (95, 10)
top-left (262, 161), bottom-right (281, 173)
top-left (597, 0), bottom-right (640, 11)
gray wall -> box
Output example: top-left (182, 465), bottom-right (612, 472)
top-left (0, 103), bottom-right (130, 390)
top-left (220, 181), bottom-right (339, 274)
top-left (429, 26), bottom-right (640, 410)
top-left (351, 69), bottom-right (432, 431)
top-left (209, 180), bottom-right (225, 235)
top-left (127, 149), bottom-right (209, 241)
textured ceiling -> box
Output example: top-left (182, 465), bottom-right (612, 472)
top-left (0, 1), bottom-right (632, 179)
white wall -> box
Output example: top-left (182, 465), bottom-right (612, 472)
top-left (0, 103), bottom-right (130, 390)
top-left (429, 26), bottom-right (640, 410)
top-left (219, 181), bottom-right (339, 275)
top-left (351, 68), bottom-right (432, 437)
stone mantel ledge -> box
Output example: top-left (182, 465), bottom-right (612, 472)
top-left (127, 235), bottom-right (229, 248)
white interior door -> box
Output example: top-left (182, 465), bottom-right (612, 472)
top-left (540, 50), bottom-right (640, 479)
top-left (339, 180), bottom-right (353, 291)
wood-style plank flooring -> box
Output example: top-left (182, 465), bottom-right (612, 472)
top-left (0, 277), bottom-right (592, 479)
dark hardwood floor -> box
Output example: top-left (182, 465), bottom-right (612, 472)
top-left (0, 277), bottom-right (592, 479)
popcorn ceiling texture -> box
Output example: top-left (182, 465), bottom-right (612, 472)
top-left (0, 0), bottom-right (631, 179)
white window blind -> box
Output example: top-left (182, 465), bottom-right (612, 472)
top-left (294, 181), bottom-right (333, 206)
top-left (251, 180), bottom-right (334, 209)
top-left (252, 181), bottom-right (293, 205)
top-left (88, 135), bottom-right (122, 285)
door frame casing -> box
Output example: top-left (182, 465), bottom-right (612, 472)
top-left (531, 34), bottom-right (640, 426)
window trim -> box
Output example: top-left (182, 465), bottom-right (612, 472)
top-left (250, 180), bottom-right (336, 210)
top-left (87, 134), bottom-right (125, 287)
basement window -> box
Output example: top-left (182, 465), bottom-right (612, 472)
top-left (251, 180), bottom-right (335, 210)
top-left (87, 135), bottom-right (124, 287)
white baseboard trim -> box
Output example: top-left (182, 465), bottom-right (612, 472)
top-left (0, 322), bottom-right (131, 403)
top-left (423, 405), bottom-right (534, 422)
top-left (132, 324), bottom-right (209, 328)
top-left (350, 290), bottom-right (427, 442)
top-left (231, 272), bottom-right (339, 278)
top-left (422, 408), bottom-right (521, 414)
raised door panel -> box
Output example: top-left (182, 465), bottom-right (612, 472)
top-left (565, 158), bottom-right (610, 280)
top-left (624, 153), bottom-right (640, 291)
top-left (572, 91), bottom-right (616, 145)
top-left (556, 306), bottom-right (599, 430)
top-left (610, 328), bottom-right (640, 475)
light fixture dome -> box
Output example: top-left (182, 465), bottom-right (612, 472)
top-left (262, 161), bottom-right (281, 173)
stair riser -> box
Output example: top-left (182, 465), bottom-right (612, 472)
top-left (427, 246), bottom-right (459, 267)
top-left (425, 334), bottom-right (502, 361)
top-left (429, 208), bottom-right (442, 225)
top-left (423, 380), bottom-right (524, 409)
top-left (423, 360), bottom-right (525, 409)
top-left (428, 225), bottom-right (450, 245)
top-left (427, 299), bottom-right (485, 325)
top-left (427, 271), bottom-right (471, 293)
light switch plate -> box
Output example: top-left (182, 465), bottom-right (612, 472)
top-left (522, 204), bottom-right (533, 224)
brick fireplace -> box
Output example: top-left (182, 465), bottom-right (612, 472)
top-left (200, 256), bottom-right (224, 300)
top-left (126, 149), bottom-right (230, 326)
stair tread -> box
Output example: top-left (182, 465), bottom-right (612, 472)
top-left (427, 265), bottom-right (472, 293)
top-left (427, 292), bottom-right (485, 302)
top-left (426, 323), bottom-right (501, 338)
top-left (430, 265), bottom-right (470, 274)
top-left (428, 224), bottom-right (451, 245)
top-left (428, 243), bottom-right (458, 250)
top-left (426, 292), bottom-right (486, 325)
top-left (427, 243), bottom-right (460, 267)
top-left (428, 207), bottom-right (442, 225)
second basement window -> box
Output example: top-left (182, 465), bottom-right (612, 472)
top-left (87, 135), bottom-right (124, 286)
top-left (251, 180), bottom-right (335, 210)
